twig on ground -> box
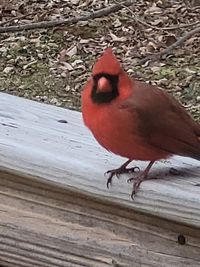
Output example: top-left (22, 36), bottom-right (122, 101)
top-left (160, 21), bottom-right (200, 30)
top-left (114, 0), bottom-right (200, 31)
top-left (0, 11), bottom-right (40, 27)
top-left (0, 0), bottom-right (135, 33)
top-left (135, 26), bottom-right (200, 66)
top-left (113, 0), bottom-right (160, 30)
top-left (0, 14), bottom-right (29, 27)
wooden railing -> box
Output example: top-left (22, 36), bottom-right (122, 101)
top-left (0, 93), bottom-right (199, 267)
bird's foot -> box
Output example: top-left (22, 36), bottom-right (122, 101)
top-left (128, 174), bottom-right (158, 199)
top-left (105, 165), bottom-right (140, 189)
top-left (127, 161), bottom-right (155, 199)
top-left (129, 174), bottom-right (149, 199)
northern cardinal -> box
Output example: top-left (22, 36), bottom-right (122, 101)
top-left (81, 48), bottom-right (200, 198)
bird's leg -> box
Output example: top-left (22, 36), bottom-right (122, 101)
top-left (127, 161), bottom-right (155, 199)
top-left (105, 159), bottom-right (140, 188)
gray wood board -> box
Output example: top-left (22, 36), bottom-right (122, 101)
top-left (0, 92), bottom-right (200, 228)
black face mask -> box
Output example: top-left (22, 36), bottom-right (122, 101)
top-left (91, 73), bottom-right (119, 104)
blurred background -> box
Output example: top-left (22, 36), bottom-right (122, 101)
top-left (0, 0), bottom-right (199, 120)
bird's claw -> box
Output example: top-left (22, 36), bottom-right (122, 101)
top-left (106, 172), bottom-right (115, 189)
top-left (129, 173), bottom-right (156, 199)
top-left (126, 167), bottom-right (140, 183)
top-left (131, 179), bottom-right (143, 199)
top-left (105, 170), bottom-right (119, 189)
top-left (105, 166), bottom-right (140, 189)
top-left (105, 169), bottom-right (120, 178)
top-left (127, 177), bottom-right (133, 183)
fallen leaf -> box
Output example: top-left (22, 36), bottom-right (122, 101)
top-left (164, 35), bottom-right (177, 46)
top-left (66, 45), bottom-right (77, 57)
top-left (3, 66), bottom-right (14, 73)
top-left (151, 19), bottom-right (163, 26)
top-left (110, 32), bottom-right (127, 42)
top-left (58, 49), bottom-right (67, 62)
top-left (150, 66), bottom-right (160, 72)
top-left (114, 18), bottom-right (122, 27)
top-left (145, 3), bottom-right (162, 14)
top-left (72, 59), bottom-right (83, 66)
top-left (23, 60), bottom-right (38, 69)
top-left (79, 39), bottom-right (90, 44)
top-left (60, 62), bottom-right (74, 71)
top-left (146, 41), bottom-right (158, 52)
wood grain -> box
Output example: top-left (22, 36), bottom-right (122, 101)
top-left (0, 92), bottom-right (199, 266)
top-left (0, 172), bottom-right (200, 267)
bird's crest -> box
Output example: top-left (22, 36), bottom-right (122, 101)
top-left (92, 48), bottom-right (121, 76)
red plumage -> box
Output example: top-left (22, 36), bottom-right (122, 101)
top-left (82, 48), bottom-right (200, 198)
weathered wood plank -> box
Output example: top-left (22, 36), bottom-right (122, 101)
top-left (0, 92), bottom-right (199, 228)
top-left (0, 92), bottom-right (200, 266)
top-left (0, 172), bottom-right (200, 267)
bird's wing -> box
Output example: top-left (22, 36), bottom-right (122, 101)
top-left (120, 80), bottom-right (200, 160)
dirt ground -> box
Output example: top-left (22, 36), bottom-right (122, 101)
top-left (0, 0), bottom-right (199, 121)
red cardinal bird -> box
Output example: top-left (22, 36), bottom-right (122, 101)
top-left (82, 48), bottom-right (200, 198)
